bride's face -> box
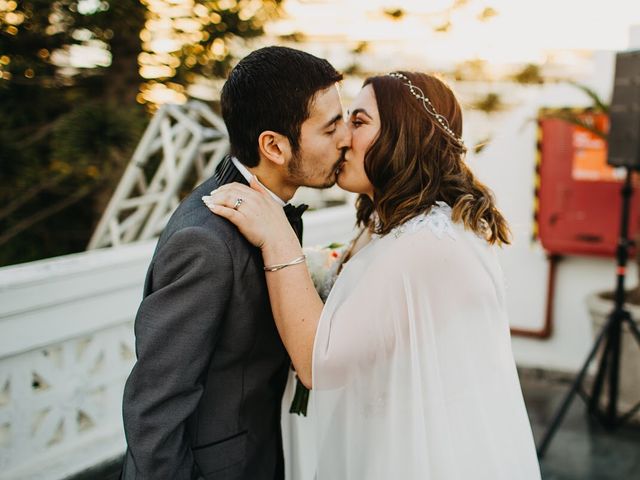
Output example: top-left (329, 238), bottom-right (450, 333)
top-left (338, 84), bottom-right (379, 197)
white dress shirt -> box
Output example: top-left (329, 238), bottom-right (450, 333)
top-left (231, 156), bottom-right (286, 206)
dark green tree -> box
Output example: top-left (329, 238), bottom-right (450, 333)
top-left (0, 0), bottom-right (282, 266)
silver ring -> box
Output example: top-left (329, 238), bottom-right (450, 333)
top-left (233, 197), bottom-right (244, 210)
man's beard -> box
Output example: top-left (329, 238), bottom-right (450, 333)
top-left (288, 148), bottom-right (346, 189)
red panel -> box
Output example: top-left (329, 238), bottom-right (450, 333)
top-left (537, 113), bottom-right (640, 257)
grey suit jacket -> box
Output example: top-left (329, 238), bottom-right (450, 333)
top-left (121, 157), bottom-right (291, 480)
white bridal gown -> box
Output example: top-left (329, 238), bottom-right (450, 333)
top-left (307, 202), bottom-right (541, 480)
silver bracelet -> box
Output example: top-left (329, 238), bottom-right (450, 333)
top-left (263, 254), bottom-right (307, 272)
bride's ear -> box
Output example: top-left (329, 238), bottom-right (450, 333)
top-left (258, 131), bottom-right (292, 167)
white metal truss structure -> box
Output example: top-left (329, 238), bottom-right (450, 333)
top-left (88, 101), bottom-right (229, 250)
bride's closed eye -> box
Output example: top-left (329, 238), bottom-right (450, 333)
top-left (351, 118), bottom-right (364, 128)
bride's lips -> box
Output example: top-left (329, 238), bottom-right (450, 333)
top-left (335, 160), bottom-right (346, 176)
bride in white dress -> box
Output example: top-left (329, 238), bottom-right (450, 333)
top-left (205, 71), bottom-right (541, 479)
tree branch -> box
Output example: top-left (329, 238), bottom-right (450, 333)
top-left (0, 172), bottom-right (68, 220)
top-left (0, 184), bottom-right (95, 247)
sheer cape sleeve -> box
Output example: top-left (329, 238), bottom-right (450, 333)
top-left (311, 204), bottom-right (541, 480)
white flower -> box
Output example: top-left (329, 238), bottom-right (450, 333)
top-left (304, 243), bottom-right (346, 302)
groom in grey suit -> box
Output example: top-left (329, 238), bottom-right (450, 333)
top-left (120, 46), bottom-right (350, 480)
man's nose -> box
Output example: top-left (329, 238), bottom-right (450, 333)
top-left (337, 122), bottom-right (352, 149)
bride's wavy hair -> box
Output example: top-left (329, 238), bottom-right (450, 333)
top-left (355, 71), bottom-right (510, 245)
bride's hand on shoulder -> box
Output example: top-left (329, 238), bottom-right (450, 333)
top-left (202, 176), bottom-right (295, 250)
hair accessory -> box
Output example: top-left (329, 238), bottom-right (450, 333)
top-left (388, 72), bottom-right (465, 148)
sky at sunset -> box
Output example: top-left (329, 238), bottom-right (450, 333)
top-left (269, 0), bottom-right (640, 66)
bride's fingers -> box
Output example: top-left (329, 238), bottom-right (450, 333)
top-left (207, 202), bottom-right (265, 249)
top-left (204, 189), bottom-right (253, 209)
top-left (207, 203), bottom-right (245, 226)
top-left (208, 185), bottom-right (266, 207)
top-left (202, 190), bottom-right (267, 222)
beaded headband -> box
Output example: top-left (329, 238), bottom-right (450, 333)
top-left (388, 72), bottom-right (465, 148)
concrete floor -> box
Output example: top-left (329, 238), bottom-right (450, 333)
top-left (523, 371), bottom-right (640, 480)
top-left (73, 371), bottom-right (640, 480)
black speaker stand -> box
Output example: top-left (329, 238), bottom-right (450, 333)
top-left (537, 167), bottom-right (640, 458)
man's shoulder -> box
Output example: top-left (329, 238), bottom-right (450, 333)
top-left (156, 176), bottom-right (240, 251)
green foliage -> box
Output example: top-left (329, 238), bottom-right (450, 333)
top-left (477, 7), bottom-right (498, 21)
top-left (351, 41), bottom-right (369, 55)
top-left (538, 82), bottom-right (609, 139)
top-left (167, 0), bottom-right (282, 85)
top-left (52, 103), bottom-right (145, 173)
top-left (567, 81), bottom-right (609, 114)
top-left (471, 92), bottom-right (504, 114)
top-left (343, 62), bottom-right (363, 75)
top-left (512, 63), bottom-right (545, 85)
top-left (383, 8), bottom-right (405, 20)
top-left (433, 21), bottom-right (451, 33)
top-left (452, 58), bottom-right (488, 81)
top-left (0, 0), bottom-right (281, 266)
top-left (472, 135), bottom-right (492, 154)
top-left (278, 31), bottom-right (307, 43)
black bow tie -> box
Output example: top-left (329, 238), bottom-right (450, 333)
top-left (284, 203), bottom-right (309, 242)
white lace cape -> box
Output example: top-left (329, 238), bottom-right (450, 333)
top-left (310, 202), bottom-right (540, 479)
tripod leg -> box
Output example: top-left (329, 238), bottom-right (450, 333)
top-left (537, 322), bottom-right (610, 458)
top-left (604, 310), bottom-right (625, 428)
top-left (620, 400), bottom-right (640, 424)
top-left (623, 312), bottom-right (640, 346)
top-left (588, 326), bottom-right (612, 416)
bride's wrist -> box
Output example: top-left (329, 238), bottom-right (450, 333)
top-left (261, 237), bottom-right (303, 266)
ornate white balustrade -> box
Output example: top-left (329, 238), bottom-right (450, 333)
top-left (0, 205), bottom-right (356, 480)
top-left (0, 241), bottom-right (153, 480)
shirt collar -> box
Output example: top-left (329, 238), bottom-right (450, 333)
top-left (231, 156), bottom-right (286, 206)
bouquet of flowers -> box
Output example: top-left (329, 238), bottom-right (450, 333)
top-left (289, 242), bottom-right (346, 416)
top-left (305, 242), bottom-right (346, 301)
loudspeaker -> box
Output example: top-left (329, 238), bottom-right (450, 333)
top-left (607, 50), bottom-right (640, 169)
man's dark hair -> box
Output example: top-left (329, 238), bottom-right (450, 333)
top-left (220, 46), bottom-right (343, 167)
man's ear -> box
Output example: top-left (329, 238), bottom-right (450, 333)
top-left (258, 131), bottom-right (292, 167)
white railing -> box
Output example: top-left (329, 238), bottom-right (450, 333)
top-left (0, 241), bottom-right (152, 480)
top-left (0, 205), bottom-right (357, 480)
